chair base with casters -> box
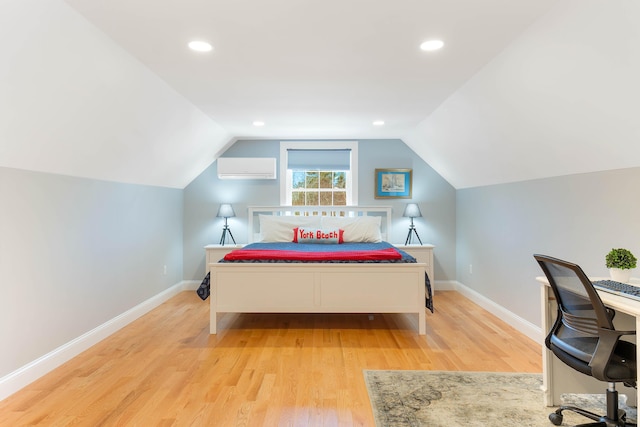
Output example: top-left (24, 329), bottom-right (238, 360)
top-left (549, 383), bottom-right (636, 426)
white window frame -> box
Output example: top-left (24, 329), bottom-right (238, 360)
top-left (280, 141), bottom-right (358, 206)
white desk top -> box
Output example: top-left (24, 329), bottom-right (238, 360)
top-left (537, 276), bottom-right (640, 316)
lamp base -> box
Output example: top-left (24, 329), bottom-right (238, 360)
top-left (219, 226), bottom-right (236, 246)
top-left (405, 226), bottom-right (423, 245)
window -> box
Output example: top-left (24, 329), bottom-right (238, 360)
top-left (291, 170), bottom-right (347, 206)
top-left (280, 142), bottom-right (358, 206)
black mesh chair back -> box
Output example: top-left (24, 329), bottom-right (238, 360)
top-left (536, 256), bottom-right (614, 373)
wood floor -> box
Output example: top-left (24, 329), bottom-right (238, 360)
top-left (0, 290), bottom-right (542, 426)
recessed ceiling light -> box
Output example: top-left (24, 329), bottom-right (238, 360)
top-left (420, 39), bottom-right (444, 51)
top-left (188, 40), bottom-right (213, 52)
top-left (253, 121), bottom-right (265, 127)
top-left (373, 120), bottom-right (385, 126)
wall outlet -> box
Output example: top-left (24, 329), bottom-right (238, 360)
top-left (469, 264), bottom-right (473, 274)
top-left (163, 265), bottom-right (167, 275)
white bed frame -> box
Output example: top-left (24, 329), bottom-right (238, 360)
top-left (207, 206), bottom-right (426, 335)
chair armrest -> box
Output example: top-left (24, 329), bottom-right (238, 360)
top-left (590, 328), bottom-right (636, 381)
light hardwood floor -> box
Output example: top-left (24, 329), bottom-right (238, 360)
top-left (0, 291), bottom-right (542, 426)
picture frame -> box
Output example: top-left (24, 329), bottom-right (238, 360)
top-left (375, 168), bottom-right (412, 199)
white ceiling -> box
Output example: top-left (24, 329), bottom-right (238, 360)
top-left (4, 0), bottom-right (639, 189)
top-left (62, 0), bottom-right (558, 140)
top-left (407, 0), bottom-right (640, 188)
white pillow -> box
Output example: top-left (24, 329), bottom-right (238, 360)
top-left (293, 227), bottom-right (344, 244)
top-left (259, 215), bottom-right (321, 242)
top-left (321, 216), bottom-right (382, 243)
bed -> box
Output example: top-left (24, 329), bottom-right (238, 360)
top-left (204, 206), bottom-right (430, 335)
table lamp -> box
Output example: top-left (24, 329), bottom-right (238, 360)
top-left (403, 203), bottom-right (423, 245)
top-left (217, 203), bottom-right (236, 246)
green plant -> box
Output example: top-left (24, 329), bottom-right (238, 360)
top-left (605, 248), bottom-right (637, 270)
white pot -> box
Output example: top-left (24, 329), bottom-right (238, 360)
top-left (609, 268), bottom-right (632, 283)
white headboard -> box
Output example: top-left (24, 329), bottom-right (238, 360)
top-left (247, 206), bottom-right (392, 243)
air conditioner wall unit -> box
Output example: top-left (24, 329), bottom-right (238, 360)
top-left (217, 157), bottom-right (277, 180)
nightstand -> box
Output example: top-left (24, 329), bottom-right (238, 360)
top-left (205, 244), bottom-right (244, 266)
top-left (394, 244), bottom-right (435, 283)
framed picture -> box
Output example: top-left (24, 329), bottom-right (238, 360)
top-left (375, 168), bottom-right (412, 199)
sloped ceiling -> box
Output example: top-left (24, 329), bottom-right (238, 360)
top-left (3, 0), bottom-right (638, 189)
top-left (0, 0), bottom-right (231, 189)
top-left (405, 0), bottom-right (640, 188)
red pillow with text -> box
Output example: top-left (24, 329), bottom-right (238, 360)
top-left (292, 227), bottom-right (344, 244)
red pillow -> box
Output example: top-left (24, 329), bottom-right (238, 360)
top-left (293, 227), bottom-right (344, 244)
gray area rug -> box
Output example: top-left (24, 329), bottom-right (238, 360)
top-left (364, 370), bottom-right (637, 427)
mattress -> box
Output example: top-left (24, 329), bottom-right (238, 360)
top-left (220, 241), bottom-right (416, 263)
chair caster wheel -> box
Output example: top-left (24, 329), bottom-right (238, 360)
top-left (549, 412), bottom-right (563, 426)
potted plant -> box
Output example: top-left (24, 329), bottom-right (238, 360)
top-left (605, 248), bottom-right (637, 283)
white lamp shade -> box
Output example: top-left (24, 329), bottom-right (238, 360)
top-left (403, 203), bottom-right (422, 218)
top-left (216, 204), bottom-right (235, 218)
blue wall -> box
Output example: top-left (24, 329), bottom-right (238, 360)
top-left (457, 166), bottom-right (640, 326)
top-left (183, 139), bottom-right (457, 282)
top-left (0, 166), bottom-right (183, 378)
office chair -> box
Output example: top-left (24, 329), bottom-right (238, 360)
top-left (534, 255), bottom-right (637, 426)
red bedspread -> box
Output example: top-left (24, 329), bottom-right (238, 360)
top-left (223, 247), bottom-right (402, 262)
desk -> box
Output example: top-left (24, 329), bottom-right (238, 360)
top-left (537, 276), bottom-right (640, 408)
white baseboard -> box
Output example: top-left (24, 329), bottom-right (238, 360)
top-left (0, 280), bottom-right (191, 402)
top-left (433, 280), bottom-right (457, 291)
top-left (182, 279), bottom-right (201, 291)
top-left (445, 281), bottom-right (543, 343)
